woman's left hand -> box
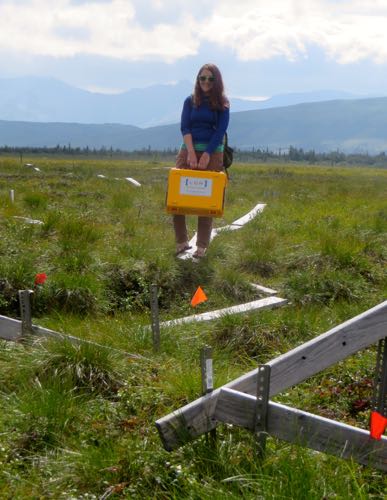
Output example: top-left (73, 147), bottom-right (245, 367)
top-left (198, 152), bottom-right (210, 169)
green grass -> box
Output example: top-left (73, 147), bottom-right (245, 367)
top-left (0, 157), bottom-right (386, 497)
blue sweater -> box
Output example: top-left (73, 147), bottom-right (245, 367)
top-left (180, 95), bottom-right (230, 154)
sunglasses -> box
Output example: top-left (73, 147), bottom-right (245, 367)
top-left (198, 76), bottom-right (215, 82)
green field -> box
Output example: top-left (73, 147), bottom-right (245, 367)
top-left (0, 157), bottom-right (386, 498)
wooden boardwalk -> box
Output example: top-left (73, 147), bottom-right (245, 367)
top-left (179, 203), bottom-right (266, 260)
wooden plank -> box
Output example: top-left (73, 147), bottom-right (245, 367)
top-left (231, 203), bottom-right (266, 226)
top-left (0, 315), bottom-right (147, 360)
top-left (214, 388), bottom-right (387, 471)
top-left (125, 177), bottom-right (141, 187)
top-left (32, 325), bottom-right (147, 360)
top-left (179, 203), bottom-right (266, 260)
top-left (155, 300), bottom-right (387, 450)
top-left (0, 315), bottom-right (22, 340)
top-left (159, 296), bottom-right (287, 328)
top-left (97, 174), bottom-right (141, 186)
top-left (13, 216), bottom-right (43, 225)
top-left (250, 283), bottom-right (278, 296)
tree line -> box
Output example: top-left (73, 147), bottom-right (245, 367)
top-left (1, 144), bottom-right (387, 167)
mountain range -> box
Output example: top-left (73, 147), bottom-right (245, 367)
top-left (0, 77), bottom-right (386, 154)
top-left (0, 77), bottom-right (360, 128)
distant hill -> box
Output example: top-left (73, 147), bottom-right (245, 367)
top-left (228, 97), bottom-right (387, 153)
top-left (0, 76), bottom-right (361, 128)
top-left (1, 96), bottom-right (387, 153)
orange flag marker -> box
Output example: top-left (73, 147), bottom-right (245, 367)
top-left (191, 286), bottom-right (208, 307)
top-left (370, 411), bottom-right (387, 440)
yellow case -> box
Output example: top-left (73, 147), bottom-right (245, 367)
top-left (166, 168), bottom-right (227, 217)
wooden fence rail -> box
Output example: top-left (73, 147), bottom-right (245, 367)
top-left (0, 314), bottom-right (146, 360)
top-left (156, 300), bottom-right (387, 452)
top-left (214, 388), bottom-right (387, 471)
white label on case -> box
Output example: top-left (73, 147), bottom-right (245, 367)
top-left (180, 176), bottom-right (212, 197)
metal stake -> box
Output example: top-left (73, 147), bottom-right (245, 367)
top-left (18, 289), bottom-right (34, 336)
top-left (201, 345), bottom-right (214, 394)
top-left (150, 284), bottom-right (160, 352)
top-left (201, 345), bottom-right (217, 444)
top-left (254, 364), bottom-right (271, 458)
top-left (372, 337), bottom-right (387, 416)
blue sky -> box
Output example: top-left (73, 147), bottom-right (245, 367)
top-left (1, 0), bottom-right (387, 98)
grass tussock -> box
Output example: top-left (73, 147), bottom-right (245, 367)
top-left (33, 339), bottom-right (128, 396)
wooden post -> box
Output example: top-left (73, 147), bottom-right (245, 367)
top-left (18, 289), bottom-right (34, 336)
top-left (254, 365), bottom-right (271, 458)
top-left (201, 345), bottom-right (217, 444)
top-left (150, 284), bottom-right (160, 352)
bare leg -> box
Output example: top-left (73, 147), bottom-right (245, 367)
top-left (173, 214), bottom-right (188, 244)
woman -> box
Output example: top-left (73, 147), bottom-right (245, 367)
top-left (173, 63), bottom-right (230, 259)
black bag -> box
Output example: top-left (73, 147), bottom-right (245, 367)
top-left (213, 105), bottom-right (233, 170)
top-left (223, 132), bottom-right (234, 169)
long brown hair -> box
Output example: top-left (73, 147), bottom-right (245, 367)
top-left (192, 63), bottom-right (229, 111)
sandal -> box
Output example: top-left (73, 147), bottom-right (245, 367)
top-left (175, 242), bottom-right (192, 256)
top-left (192, 247), bottom-right (207, 259)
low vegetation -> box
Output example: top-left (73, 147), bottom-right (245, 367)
top-left (0, 156), bottom-right (386, 497)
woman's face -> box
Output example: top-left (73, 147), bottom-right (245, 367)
top-left (198, 68), bottom-right (215, 95)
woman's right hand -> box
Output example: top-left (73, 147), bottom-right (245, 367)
top-left (187, 151), bottom-right (198, 169)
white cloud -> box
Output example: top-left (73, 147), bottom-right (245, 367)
top-left (0, 0), bottom-right (387, 64)
top-left (201, 0), bottom-right (387, 64)
top-left (0, 0), bottom-right (200, 61)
